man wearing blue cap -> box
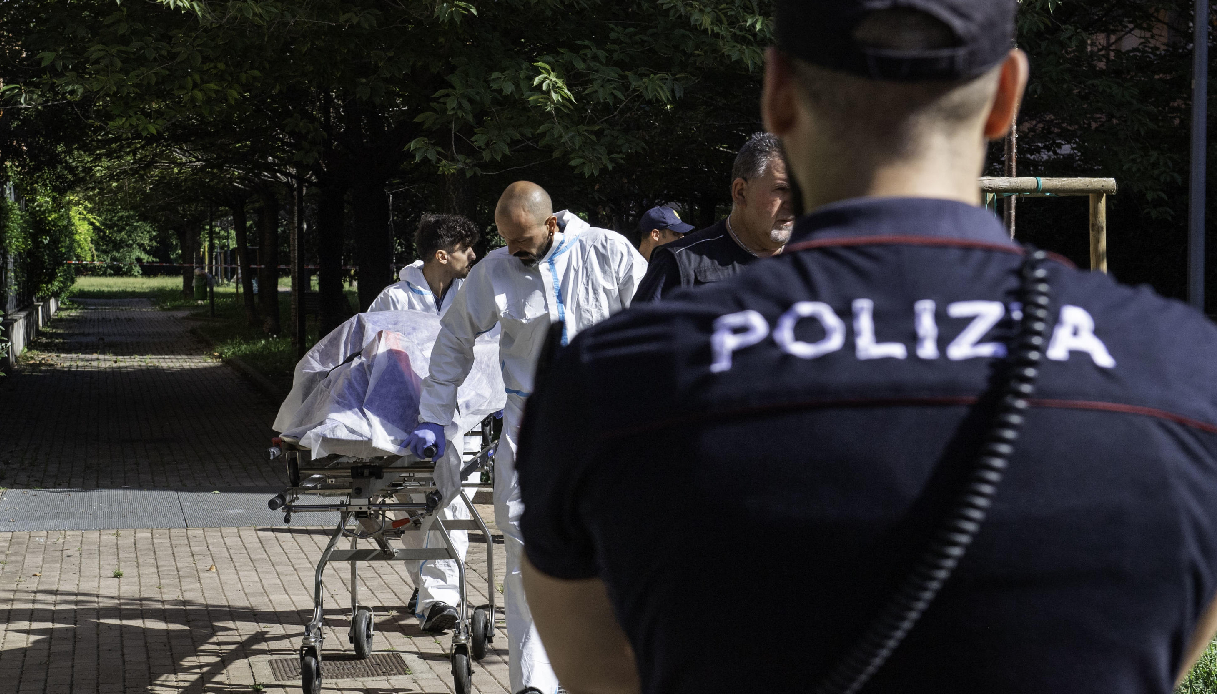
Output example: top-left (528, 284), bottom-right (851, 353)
top-left (636, 205), bottom-right (694, 262)
top-left (516, 1), bottom-right (1217, 693)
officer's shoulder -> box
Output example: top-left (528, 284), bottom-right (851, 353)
top-left (1057, 263), bottom-right (1217, 352)
top-left (573, 288), bottom-right (736, 365)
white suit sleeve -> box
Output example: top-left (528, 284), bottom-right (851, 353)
top-left (613, 235), bottom-right (648, 307)
top-left (418, 263), bottom-right (500, 426)
top-left (367, 288), bottom-right (396, 313)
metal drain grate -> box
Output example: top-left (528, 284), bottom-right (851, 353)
top-left (0, 489), bottom-right (185, 531)
top-left (0, 488), bottom-right (340, 531)
top-left (268, 653), bottom-right (412, 681)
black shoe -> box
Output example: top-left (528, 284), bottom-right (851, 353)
top-left (406, 587), bottom-right (418, 614)
top-left (515, 689), bottom-right (544, 694)
top-left (422, 601), bottom-right (459, 633)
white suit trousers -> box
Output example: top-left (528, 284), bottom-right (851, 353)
top-left (497, 395), bottom-right (558, 694)
top-left (396, 442), bottom-right (471, 625)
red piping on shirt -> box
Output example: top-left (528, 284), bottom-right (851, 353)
top-left (1029, 398), bottom-right (1217, 434)
top-left (783, 235), bottom-right (1076, 268)
top-left (595, 396), bottom-right (1217, 441)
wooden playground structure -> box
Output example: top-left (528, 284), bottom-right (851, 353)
top-left (980, 176), bottom-right (1118, 273)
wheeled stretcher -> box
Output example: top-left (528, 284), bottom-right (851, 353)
top-left (267, 414), bottom-right (501, 694)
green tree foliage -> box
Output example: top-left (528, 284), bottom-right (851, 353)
top-left (0, 187), bottom-right (89, 299)
top-left (79, 204), bottom-right (158, 276)
top-left (3, 0), bottom-right (1211, 306)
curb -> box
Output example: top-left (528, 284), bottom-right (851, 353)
top-left (189, 327), bottom-right (287, 403)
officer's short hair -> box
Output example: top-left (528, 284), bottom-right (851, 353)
top-left (732, 132), bottom-right (786, 182)
top-left (415, 214), bottom-right (480, 261)
top-left (789, 9), bottom-right (1003, 157)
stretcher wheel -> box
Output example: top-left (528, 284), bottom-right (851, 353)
top-left (352, 607), bottom-right (374, 659)
top-left (452, 645), bottom-right (472, 694)
top-left (471, 607), bottom-right (490, 660)
top-left (300, 654), bottom-right (321, 694)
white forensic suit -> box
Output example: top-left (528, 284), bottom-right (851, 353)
top-left (418, 210), bottom-right (647, 694)
top-left (367, 259), bottom-right (470, 625)
top-left (368, 260), bottom-right (460, 315)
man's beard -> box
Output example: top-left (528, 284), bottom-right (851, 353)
top-left (514, 237), bottom-right (554, 266)
top-left (768, 220), bottom-right (794, 246)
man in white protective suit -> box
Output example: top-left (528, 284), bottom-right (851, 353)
top-left (369, 213), bottom-right (479, 315)
top-left (368, 213), bottom-right (482, 632)
top-left (404, 181), bottom-right (647, 694)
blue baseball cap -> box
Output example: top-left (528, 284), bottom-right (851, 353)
top-left (775, 0), bottom-right (1017, 82)
top-left (638, 206), bottom-right (695, 236)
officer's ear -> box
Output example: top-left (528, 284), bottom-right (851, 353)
top-left (650, 228), bottom-right (662, 242)
top-left (762, 48), bottom-right (799, 138)
top-left (983, 49), bottom-right (1029, 140)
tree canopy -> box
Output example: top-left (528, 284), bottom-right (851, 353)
top-left (1, 0), bottom-right (1212, 314)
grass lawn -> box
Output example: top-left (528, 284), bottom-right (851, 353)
top-left (69, 274), bottom-right (358, 392)
top-left (69, 274), bottom-right (201, 309)
top-left (1181, 640), bottom-right (1217, 693)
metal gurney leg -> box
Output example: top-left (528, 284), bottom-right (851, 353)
top-left (299, 510), bottom-right (349, 694)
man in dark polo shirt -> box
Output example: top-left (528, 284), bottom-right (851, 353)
top-left (633, 132), bottom-right (796, 302)
top-left (515, 2), bottom-right (1217, 693)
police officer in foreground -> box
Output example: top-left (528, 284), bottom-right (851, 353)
top-left (515, 2), bottom-right (1217, 693)
top-left (633, 132), bottom-right (795, 301)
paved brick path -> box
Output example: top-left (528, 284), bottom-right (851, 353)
top-left (0, 299), bottom-right (511, 693)
top-left (0, 299), bottom-right (281, 491)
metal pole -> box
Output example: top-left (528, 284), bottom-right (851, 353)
top-left (208, 207), bottom-right (216, 318)
top-left (1189, 0), bottom-right (1209, 311)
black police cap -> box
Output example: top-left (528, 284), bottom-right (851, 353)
top-left (775, 0), bottom-right (1018, 81)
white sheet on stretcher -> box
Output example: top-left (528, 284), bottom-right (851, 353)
top-left (273, 310), bottom-right (505, 499)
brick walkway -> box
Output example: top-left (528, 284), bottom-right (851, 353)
top-left (0, 299), bottom-right (280, 490)
top-left (0, 300), bottom-right (511, 693)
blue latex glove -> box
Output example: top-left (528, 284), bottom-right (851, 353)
top-left (405, 423), bottom-right (446, 459)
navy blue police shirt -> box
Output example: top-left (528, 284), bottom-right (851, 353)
top-left (516, 196), bottom-right (1217, 694)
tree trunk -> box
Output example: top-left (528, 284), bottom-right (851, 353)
top-left (444, 172), bottom-right (477, 217)
top-left (316, 182), bottom-right (351, 334)
top-left (230, 201), bottom-right (258, 326)
top-left (350, 178), bottom-right (393, 312)
top-left (175, 224), bottom-right (199, 298)
top-left (290, 179), bottom-right (307, 357)
top-left (258, 191), bottom-right (281, 335)
top-left (696, 189), bottom-right (720, 230)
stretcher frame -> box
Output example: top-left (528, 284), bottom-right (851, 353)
top-left (267, 419), bottom-right (499, 694)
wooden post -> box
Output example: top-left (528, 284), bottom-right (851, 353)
top-left (1089, 193), bottom-right (1108, 273)
top-left (1003, 106), bottom-right (1018, 237)
top-left (979, 178), bottom-right (1115, 273)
